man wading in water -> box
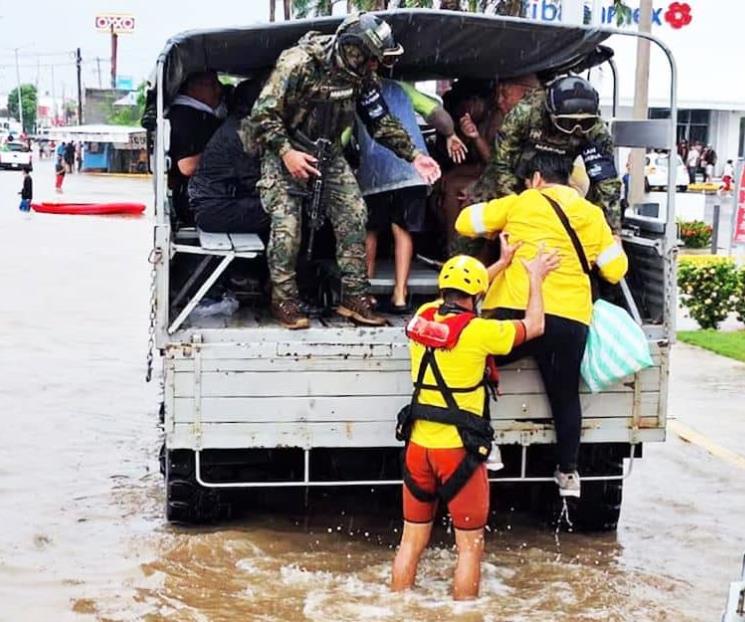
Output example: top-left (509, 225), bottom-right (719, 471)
top-left (391, 250), bottom-right (556, 598)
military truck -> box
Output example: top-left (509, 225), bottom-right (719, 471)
top-left (146, 10), bottom-right (678, 529)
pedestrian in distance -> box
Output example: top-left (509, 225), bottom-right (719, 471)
top-left (18, 166), bottom-right (32, 212)
top-left (721, 159), bottom-right (735, 194)
top-left (54, 157), bottom-right (66, 193)
top-left (247, 12), bottom-right (441, 330)
top-left (391, 250), bottom-right (557, 600)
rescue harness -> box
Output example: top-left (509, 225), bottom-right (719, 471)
top-left (396, 304), bottom-right (499, 504)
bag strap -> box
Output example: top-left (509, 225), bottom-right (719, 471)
top-left (542, 193), bottom-right (592, 276)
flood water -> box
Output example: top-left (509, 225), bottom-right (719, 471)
top-left (1, 161), bottom-right (743, 621)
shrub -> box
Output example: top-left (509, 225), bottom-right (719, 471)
top-left (677, 256), bottom-right (738, 329)
top-left (678, 219), bottom-right (712, 248)
top-left (735, 267), bottom-right (745, 324)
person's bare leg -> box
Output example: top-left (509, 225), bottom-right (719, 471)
top-left (366, 230), bottom-right (378, 278)
top-left (391, 223), bottom-right (412, 307)
top-left (453, 528), bottom-right (485, 600)
top-left (391, 521), bottom-right (432, 592)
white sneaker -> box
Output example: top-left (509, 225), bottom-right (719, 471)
top-left (554, 469), bottom-right (581, 498)
top-left (485, 442), bottom-right (504, 472)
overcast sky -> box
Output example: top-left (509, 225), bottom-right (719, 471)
top-left (0, 0), bottom-right (279, 99)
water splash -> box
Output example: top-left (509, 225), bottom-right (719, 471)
top-left (553, 499), bottom-right (574, 552)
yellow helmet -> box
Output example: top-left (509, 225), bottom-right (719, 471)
top-left (438, 255), bottom-right (489, 296)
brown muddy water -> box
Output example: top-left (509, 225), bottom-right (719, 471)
top-left (1, 163), bottom-right (743, 621)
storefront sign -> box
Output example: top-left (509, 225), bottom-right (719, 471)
top-left (525, 1), bottom-right (693, 29)
top-left (733, 161), bottom-right (745, 246)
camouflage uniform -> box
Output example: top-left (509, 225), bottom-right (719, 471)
top-left (244, 32), bottom-right (418, 303)
top-left (470, 87), bottom-right (622, 233)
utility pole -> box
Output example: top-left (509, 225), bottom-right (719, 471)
top-left (76, 48), bottom-right (83, 125)
top-left (14, 47), bottom-right (24, 132)
top-left (96, 57), bottom-right (102, 88)
top-left (629, 0), bottom-right (653, 206)
top-left (110, 25), bottom-right (118, 88)
top-left (50, 64), bottom-right (56, 124)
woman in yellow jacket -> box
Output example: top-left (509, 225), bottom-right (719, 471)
top-left (455, 152), bottom-right (628, 498)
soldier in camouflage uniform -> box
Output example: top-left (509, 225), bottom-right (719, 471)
top-left (245, 13), bottom-right (441, 329)
top-left (469, 76), bottom-right (622, 234)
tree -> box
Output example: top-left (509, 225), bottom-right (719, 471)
top-left (270, 0), bottom-right (277, 21)
top-left (284, 0), bottom-right (292, 19)
top-left (7, 84), bottom-right (37, 133)
top-left (107, 82), bottom-right (147, 126)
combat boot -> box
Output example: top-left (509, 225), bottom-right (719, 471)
top-left (271, 299), bottom-right (310, 330)
top-left (336, 295), bottom-right (387, 327)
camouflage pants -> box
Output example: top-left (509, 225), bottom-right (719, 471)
top-left (258, 153), bottom-right (368, 302)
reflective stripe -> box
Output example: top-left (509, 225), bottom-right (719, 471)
top-left (468, 203), bottom-right (488, 235)
top-left (596, 243), bottom-right (623, 268)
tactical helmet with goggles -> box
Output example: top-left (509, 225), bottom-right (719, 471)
top-left (335, 13), bottom-right (403, 71)
top-left (438, 255), bottom-right (489, 297)
top-left (546, 75), bottom-right (600, 135)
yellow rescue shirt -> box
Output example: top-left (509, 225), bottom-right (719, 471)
top-left (409, 301), bottom-right (518, 449)
top-left (455, 185), bottom-right (628, 325)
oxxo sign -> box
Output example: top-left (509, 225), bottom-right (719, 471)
top-left (525, 1), bottom-right (693, 29)
top-left (95, 14), bottom-right (136, 33)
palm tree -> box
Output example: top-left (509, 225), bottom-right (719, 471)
top-left (284, 0), bottom-right (292, 18)
top-left (269, 0), bottom-right (277, 21)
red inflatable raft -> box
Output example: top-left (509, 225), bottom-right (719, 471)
top-left (31, 202), bottom-right (146, 216)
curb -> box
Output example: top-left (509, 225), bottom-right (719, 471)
top-left (668, 419), bottom-right (745, 470)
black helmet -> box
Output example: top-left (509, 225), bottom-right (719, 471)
top-left (546, 75), bottom-right (599, 134)
top-left (335, 13), bottom-right (403, 65)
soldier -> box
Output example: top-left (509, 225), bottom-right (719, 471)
top-left (469, 75), bottom-right (622, 233)
top-left (246, 13), bottom-right (441, 329)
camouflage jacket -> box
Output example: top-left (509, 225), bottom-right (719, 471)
top-left (244, 32), bottom-right (417, 162)
top-left (471, 87), bottom-right (622, 232)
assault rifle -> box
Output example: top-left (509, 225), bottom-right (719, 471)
top-left (304, 136), bottom-right (334, 261)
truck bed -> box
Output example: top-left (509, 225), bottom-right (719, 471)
top-left (164, 323), bottom-right (668, 452)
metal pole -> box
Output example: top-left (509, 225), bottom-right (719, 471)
top-left (628, 0), bottom-right (653, 207)
top-left (14, 48), bottom-right (24, 132)
top-left (110, 28), bottom-right (118, 89)
top-left (50, 64), bottom-right (56, 124)
top-left (96, 57), bottom-right (102, 88)
top-left (76, 48), bottom-right (83, 125)
top-left (711, 202), bottom-right (720, 255)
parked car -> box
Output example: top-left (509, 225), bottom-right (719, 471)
top-left (0, 141), bottom-right (33, 171)
top-left (645, 152), bottom-right (688, 192)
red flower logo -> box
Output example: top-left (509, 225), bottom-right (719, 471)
top-left (664, 2), bottom-right (693, 29)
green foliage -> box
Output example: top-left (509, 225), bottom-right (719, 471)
top-left (7, 84), bottom-right (37, 133)
top-left (107, 82), bottom-right (147, 126)
top-left (677, 330), bottom-right (745, 363)
top-left (678, 219), bottom-right (713, 249)
top-left (735, 267), bottom-right (745, 324)
top-left (678, 257), bottom-right (739, 330)
top-left (613, 1), bottom-right (632, 26)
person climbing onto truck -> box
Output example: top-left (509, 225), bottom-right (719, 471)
top-left (391, 249), bottom-right (557, 600)
top-left (246, 12), bottom-right (441, 330)
top-left (456, 152), bottom-right (629, 498)
top-left (466, 75), bottom-right (622, 234)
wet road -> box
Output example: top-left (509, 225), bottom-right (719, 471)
top-left (1, 161), bottom-right (744, 621)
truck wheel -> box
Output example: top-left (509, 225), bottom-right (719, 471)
top-left (570, 478), bottom-right (623, 532)
top-left (164, 449), bottom-right (227, 524)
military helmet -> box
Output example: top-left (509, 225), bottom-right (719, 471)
top-left (438, 255), bottom-right (489, 297)
top-left (335, 13), bottom-right (403, 65)
top-left (546, 75), bottom-right (599, 134)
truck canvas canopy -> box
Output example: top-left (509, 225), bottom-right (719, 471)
top-left (156, 9), bottom-right (613, 102)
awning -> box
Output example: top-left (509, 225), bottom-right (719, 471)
top-left (46, 124), bottom-right (146, 148)
top-left (155, 9), bottom-right (612, 104)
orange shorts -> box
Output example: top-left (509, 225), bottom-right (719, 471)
top-left (403, 441), bottom-right (489, 530)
